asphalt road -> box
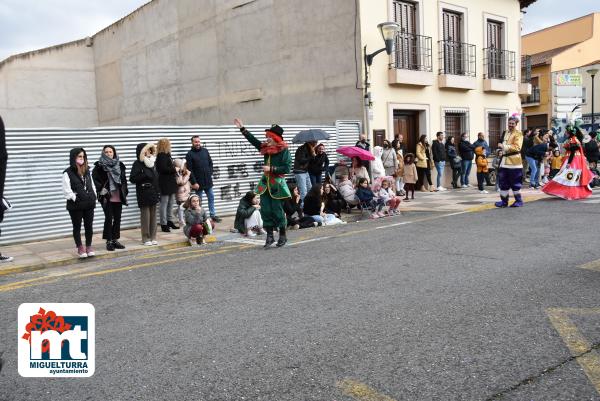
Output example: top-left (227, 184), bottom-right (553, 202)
top-left (1, 197), bottom-right (599, 401)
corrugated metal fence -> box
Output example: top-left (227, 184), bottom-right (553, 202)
top-left (1, 121), bottom-right (360, 245)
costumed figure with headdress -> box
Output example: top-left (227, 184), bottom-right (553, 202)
top-left (495, 114), bottom-right (525, 208)
top-left (234, 118), bottom-right (292, 248)
top-left (542, 123), bottom-right (592, 200)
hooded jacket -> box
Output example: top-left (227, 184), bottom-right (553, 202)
top-left (92, 147), bottom-right (128, 206)
top-left (129, 143), bottom-right (160, 207)
top-left (233, 195), bottom-right (258, 234)
top-left (62, 148), bottom-right (96, 211)
top-left (475, 147), bottom-right (489, 173)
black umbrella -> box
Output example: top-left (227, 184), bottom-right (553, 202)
top-left (291, 129), bottom-right (330, 144)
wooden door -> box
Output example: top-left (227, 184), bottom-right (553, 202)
top-left (393, 0), bottom-right (417, 69)
top-left (488, 113), bottom-right (505, 149)
top-left (442, 10), bottom-right (463, 74)
top-left (487, 20), bottom-right (504, 78)
top-left (393, 112), bottom-right (418, 155)
top-left (373, 130), bottom-right (386, 148)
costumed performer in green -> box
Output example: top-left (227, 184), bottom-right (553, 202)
top-left (234, 118), bottom-right (292, 248)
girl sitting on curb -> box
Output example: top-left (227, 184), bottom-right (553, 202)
top-left (234, 191), bottom-right (267, 237)
top-left (183, 194), bottom-right (214, 246)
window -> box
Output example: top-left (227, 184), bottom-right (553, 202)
top-left (488, 113), bottom-right (507, 148)
top-left (444, 111), bottom-right (468, 145)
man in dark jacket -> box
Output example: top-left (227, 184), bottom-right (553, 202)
top-left (186, 136), bottom-right (221, 222)
top-left (293, 141), bottom-right (315, 202)
top-left (431, 132), bottom-right (447, 191)
top-left (0, 116), bottom-right (11, 262)
top-left (521, 129), bottom-right (534, 181)
top-left (392, 134), bottom-right (405, 155)
top-left (584, 131), bottom-right (600, 164)
top-left (458, 133), bottom-right (475, 187)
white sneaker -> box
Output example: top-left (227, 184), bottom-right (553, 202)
top-left (0, 255), bottom-right (13, 263)
top-left (151, 240), bottom-right (158, 245)
top-left (246, 230), bottom-right (257, 237)
top-left (188, 238), bottom-right (195, 246)
top-left (143, 241), bottom-right (153, 246)
top-left (437, 186), bottom-right (447, 191)
top-left (461, 185), bottom-right (468, 188)
top-left (479, 190), bottom-right (489, 194)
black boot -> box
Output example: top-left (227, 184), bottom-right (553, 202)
top-left (167, 221), bottom-right (179, 229)
top-left (264, 227), bottom-right (275, 248)
top-left (276, 227), bottom-right (287, 247)
top-left (106, 240), bottom-right (115, 251)
top-left (161, 225), bottom-right (171, 233)
top-left (112, 240), bottom-right (125, 250)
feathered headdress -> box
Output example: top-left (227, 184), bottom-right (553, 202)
top-left (508, 113), bottom-right (520, 123)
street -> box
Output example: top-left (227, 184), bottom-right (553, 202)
top-left (1, 197), bottom-right (600, 400)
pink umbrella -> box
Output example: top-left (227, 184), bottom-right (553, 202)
top-left (336, 146), bottom-right (375, 161)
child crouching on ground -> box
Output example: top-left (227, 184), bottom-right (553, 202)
top-left (379, 178), bottom-right (401, 215)
top-left (183, 194), bottom-right (214, 246)
top-left (356, 177), bottom-right (384, 219)
top-left (234, 191), bottom-right (267, 237)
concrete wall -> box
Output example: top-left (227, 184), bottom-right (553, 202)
top-left (0, 41), bottom-right (98, 128)
top-left (93, 0), bottom-right (363, 126)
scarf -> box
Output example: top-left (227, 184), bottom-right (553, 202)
top-left (260, 141), bottom-right (288, 155)
top-left (144, 156), bottom-right (156, 168)
top-left (98, 153), bottom-right (121, 192)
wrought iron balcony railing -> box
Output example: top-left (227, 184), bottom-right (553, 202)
top-left (483, 48), bottom-right (516, 80)
top-left (438, 40), bottom-right (476, 76)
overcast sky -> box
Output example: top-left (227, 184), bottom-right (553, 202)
top-left (0, 0), bottom-right (598, 62)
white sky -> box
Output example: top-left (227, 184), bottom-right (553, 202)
top-left (0, 0), bottom-right (597, 62)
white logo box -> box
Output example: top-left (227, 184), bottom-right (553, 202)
top-left (18, 303), bottom-right (95, 377)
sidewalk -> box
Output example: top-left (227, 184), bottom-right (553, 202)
top-left (0, 187), bottom-right (553, 275)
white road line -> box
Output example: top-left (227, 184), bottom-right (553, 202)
top-left (225, 238), bottom-right (265, 245)
top-left (292, 237), bottom-right (331, 245)
top-left (375, 221), bottom-right (410, 229)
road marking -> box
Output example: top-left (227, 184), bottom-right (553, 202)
top-left (225, 238), bottom-right (266, 245)
top-left (546, 308), bottom-right (600, 394)
top-left (0, 245), bottom-right (248, 293)
top-left (291, 237), bottom-right (331, 245)
top-left (336, 379), bottom-right (397, 401)
top-left (579, 259), bottom-right (600, 272)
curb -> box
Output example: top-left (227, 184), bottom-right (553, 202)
top-left (0, 236), bottom-right (220, 277)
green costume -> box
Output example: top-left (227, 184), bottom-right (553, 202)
top-left (241, 128), bottom-right (291, 229)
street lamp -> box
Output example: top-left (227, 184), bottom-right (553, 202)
top-left (587, 68), bottom-right (598, 130)
top-left (363, 22), bottom-right (400, 143)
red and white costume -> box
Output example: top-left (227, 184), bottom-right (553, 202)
top-left (542, 135), bottom-right (592, 200)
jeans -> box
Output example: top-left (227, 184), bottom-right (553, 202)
top-left (159, 194), bottom-right (176, 225)
top-left (525, 156), bottom-right (538, 187)
top-left (294, 172), bottom-right (312, 201)
top-left (461, 160), bottom-right (473, 186)
top-left (435, 161), bottom-right (445, 188)
top-left (196, 187), bottom-right (216, 217)
top-left (309, 173), bottom-right (323, 186)
top-left (69, 208), bottom-right (94, 247)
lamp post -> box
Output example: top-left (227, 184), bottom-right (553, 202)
top-left (587, 68), bottom-right (598, 130)
top-left (363, 22), bottom-right (400, 143)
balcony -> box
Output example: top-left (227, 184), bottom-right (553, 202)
top-left (483, 48), bottom-right (517, 93)
top-left (437, 40), bottom-right (477, 90)
top-left (388, 32), bottom-right (434, 87)
top-left (519, 55), bottom-right (532, 95)
top-left (522, 86), bottom-right (540, 106)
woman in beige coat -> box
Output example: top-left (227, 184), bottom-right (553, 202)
top-left (415, 135), bottom-right (434, 192)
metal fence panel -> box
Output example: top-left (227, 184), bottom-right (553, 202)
top-left (1, 121), bottom-right (360, 245)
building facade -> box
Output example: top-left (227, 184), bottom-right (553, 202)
top-left (0, 0), bottom-right (532, 147)
top-left (521, 13), bottom-right (600, 131)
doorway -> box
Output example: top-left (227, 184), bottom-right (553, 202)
top-left (393, 110), bottom-right (419, 154)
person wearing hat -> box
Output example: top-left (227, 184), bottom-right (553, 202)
top-left (495, 114), bottom-right (525, 208)
top-left (233, 118), bottom-right (292, 248)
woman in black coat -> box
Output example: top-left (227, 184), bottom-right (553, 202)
top-left (62, 147), bottom-right (96, 258)
top-left (308, 143), bottom-right (329, 185)
top-left (92, 145), bottom-right (128, 251)
top-left (130, 142), bottom-right (160, 246)
top-left (156, 138), bottom-right (179, 232)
